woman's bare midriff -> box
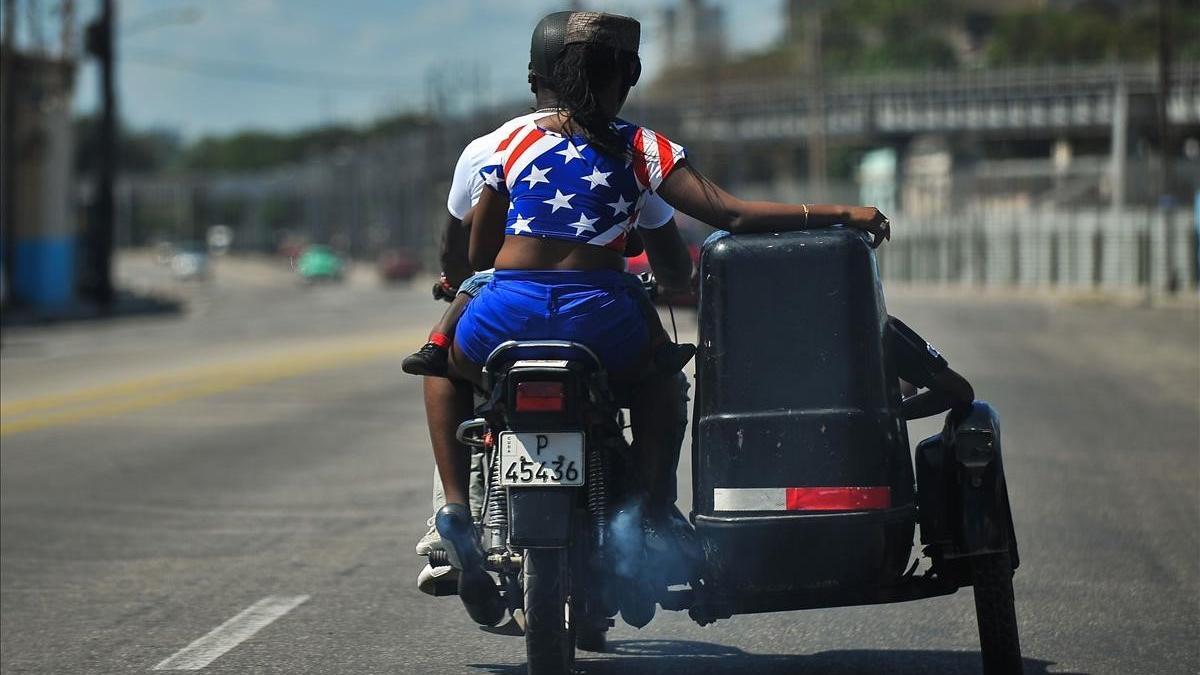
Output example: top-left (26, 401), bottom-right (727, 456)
top-left (493, 235), bottom-right (625, 272)
top-left (490, 113), bottom-right (626, 272)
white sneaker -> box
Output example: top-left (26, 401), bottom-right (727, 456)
top-left (417, 563), bottom-right (458, 596)
top-left (415, 522), bottom-right (443, 556)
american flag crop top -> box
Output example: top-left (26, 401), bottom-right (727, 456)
top-left (477, 119), bottom-right (687, 251)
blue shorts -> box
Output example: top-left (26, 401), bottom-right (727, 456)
top-left (455, 269), bottom-right (649, 373)
top-left (457, 271), bottom-right (492, 298)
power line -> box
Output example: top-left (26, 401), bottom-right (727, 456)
top-left (120, 7), bottom-right (203, 36)
top-left (122, 49), bottom-right (409, 91)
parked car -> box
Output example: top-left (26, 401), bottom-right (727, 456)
top-left (277, 235), bottom-right (307, 261)
top-left (294, 245), bottom-right (344, 283)
top-left (377, 247), bottom-right (420, 283)
top-left (170, 242), bottom-right (211, 281)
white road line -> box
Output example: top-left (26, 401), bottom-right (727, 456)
top-left (153, 595), bottom-right (310, 671)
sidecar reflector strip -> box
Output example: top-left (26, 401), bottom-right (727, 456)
top-left (713, 487), bottom-right (891, 512)
top-left (713, 488), bottom-right (784, 511)
top-left (786, 487), bottom-right (891, 511)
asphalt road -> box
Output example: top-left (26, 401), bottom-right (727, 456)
top-left (2, 253), bottom-right (1197, 674)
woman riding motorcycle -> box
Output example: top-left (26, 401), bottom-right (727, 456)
top-left (433, 11), bottom-right (890, 604)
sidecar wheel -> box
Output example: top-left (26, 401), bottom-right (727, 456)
top-left (971, 551), bottom-right (1023, 675)
top-left (523, 548), bottom-right (573, 675)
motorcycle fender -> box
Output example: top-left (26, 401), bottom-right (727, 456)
top-left (946, 401), bottom-right (1018, 564)
top-left (915, 433), bottom-right (952, 549)
top-left (507, 488), bottom-right (575, 548)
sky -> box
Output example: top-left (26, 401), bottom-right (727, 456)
top-left (64, 0), bottom-right (784, 139)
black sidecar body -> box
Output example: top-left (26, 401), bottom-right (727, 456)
top-left (691, 228), bottom-right (1019, 625)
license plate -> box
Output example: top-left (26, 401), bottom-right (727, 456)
top-left (499, 432), bottom-right (584, 487)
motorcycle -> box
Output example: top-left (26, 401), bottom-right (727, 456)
top-left (427, 228), bottom-right (1023, 675)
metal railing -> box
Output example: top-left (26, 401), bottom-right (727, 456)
top-left (878, 206), bottom-right (1198, 293)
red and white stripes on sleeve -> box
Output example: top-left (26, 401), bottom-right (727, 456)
top-left (631, 127), bottom-right (687, 192)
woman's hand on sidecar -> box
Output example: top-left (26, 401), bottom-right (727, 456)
top-left (847, 207), bottom-right (891, 248)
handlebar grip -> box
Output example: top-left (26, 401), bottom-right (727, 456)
top-left (637, 272), bottom-right (658, 300)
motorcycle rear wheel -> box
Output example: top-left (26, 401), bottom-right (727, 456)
top-left (523, 548), bottom-right (574, 675)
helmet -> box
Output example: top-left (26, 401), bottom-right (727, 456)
top-left (529, 11), bottom-right (642, 89)
top-left (529, 11), bottom-right (573, 83)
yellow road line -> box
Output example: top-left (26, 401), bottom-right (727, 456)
top-left (1, 332), bottom-right (426, 437)
top-left (1, 333), bottom-right (413, 416)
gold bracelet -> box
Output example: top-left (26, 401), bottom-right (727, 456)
top-left (802, 203), bottom-right (810, 226)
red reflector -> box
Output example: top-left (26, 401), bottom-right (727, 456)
top-left (515, 381), bottom-right (565, 412)
top-left (785, 487), bottom-right (891, 511)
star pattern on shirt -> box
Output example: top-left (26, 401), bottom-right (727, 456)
top-left (478, 119), bottom-right (683, 249)
top-left (522, 164), bottom-right (551, 188)
top-left (570, 212), bottom-right (599, 237)
top-left (607, 194), bottom-right (633, 216)
top-left (581, 167), bottom-right (611, 190)
top-left (511, 214), bottom-right (534, 234)
top-left (481, 168), bottom-right (501, 189)
top-left (556, 142), bottom-right (586, 163)
top-left (543, 189), bottom-right (576, 213)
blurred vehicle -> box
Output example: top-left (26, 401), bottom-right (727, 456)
top-left (153, 240), bottom-right (175, 265)
top-left (295, 244), bottom-right (344, 283)
top-left (169, 242), bottom-right (211, 281)
top-left (376, 247), bottom-right (420, 283)
top-left (277, 234), bottom-right (306, 261)
top-left (624, 219), bottom-right (708, 305)
top-left (206, 225), bottom-right (234, 255)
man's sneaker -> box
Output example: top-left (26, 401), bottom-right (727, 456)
top-left (415, 522), bottom-right (443, 556)
top-left (417, 562), bottom-right (459, 596)
top-left (402, 343), bottom-right (449, 377)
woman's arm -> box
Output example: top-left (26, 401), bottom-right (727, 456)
top-left (468, 186), bottom-right (509, 271)
top-left (641, 218), bottom-right (693, 294)
top-left (656, 161), bottom-right (891, 246)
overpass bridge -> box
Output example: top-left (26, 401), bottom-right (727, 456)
top-left (112, 64), bottom-right (1200, 277)
top-left (631, 62), bottom-right (1200, 145)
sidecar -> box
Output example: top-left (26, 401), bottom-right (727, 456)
top-left (690, 228), bottom-right (1021, 672)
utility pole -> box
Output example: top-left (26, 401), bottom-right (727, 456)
top-left (1156, 0), bottom-right (1177, 293)
top-left (60, 0), bottom-right (76, 59)
top-left (84, 0), bottom-right (115, 306)
top-left (804, 6), bottom-right (828, 202)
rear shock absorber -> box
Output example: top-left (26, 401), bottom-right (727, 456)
top-left (586, 434), bottom-right (608, 554)
top-left (483, 448), bottom-right (508, 551)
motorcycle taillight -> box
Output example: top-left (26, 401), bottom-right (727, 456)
top-left (514, 381), bottom-right (565, 412)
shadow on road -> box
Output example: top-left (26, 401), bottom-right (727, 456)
top-left (471, 638), bottom-right (1083, 674)
top-left (0, 289), bottom-right (181, 328)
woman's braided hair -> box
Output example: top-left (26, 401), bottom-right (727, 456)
top-left (550, 41), bottom-right (640, 161)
